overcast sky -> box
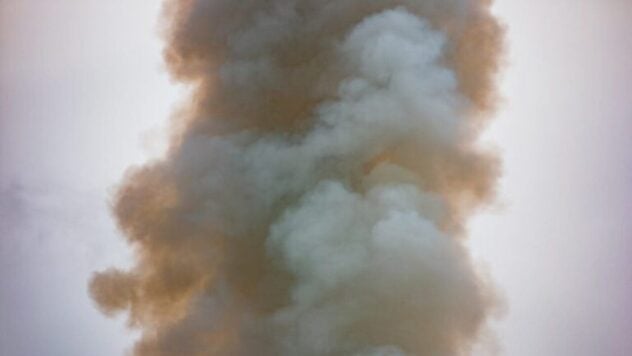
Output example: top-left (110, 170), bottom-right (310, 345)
top-left (1, 1), bottom-right (630, 355)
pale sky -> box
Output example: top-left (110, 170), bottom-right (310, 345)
top-left (471, 1), bottom-right (632, 355)
top-left (1, 1), bottom-right (630, 355)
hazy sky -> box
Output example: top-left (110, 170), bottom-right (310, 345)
top-left (1, 1), bottom-right (630, 355)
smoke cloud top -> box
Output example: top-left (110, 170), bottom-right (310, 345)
top-left (90, 1), bottom-right (503, 355)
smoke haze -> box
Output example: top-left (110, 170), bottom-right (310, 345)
top-left (90, 1), bottom-right (503, 355)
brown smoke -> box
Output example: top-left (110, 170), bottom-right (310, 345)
top-left (90, 1), bottom-right (504, 355)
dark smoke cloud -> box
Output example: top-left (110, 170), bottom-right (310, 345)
top-left (90, 1), bottom-right (503, 355)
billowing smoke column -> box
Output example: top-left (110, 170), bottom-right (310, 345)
top-left (90, 1), bottom-right (503, 355)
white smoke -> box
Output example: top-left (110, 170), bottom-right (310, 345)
top-left (90, 2), bottom-right (503, 355)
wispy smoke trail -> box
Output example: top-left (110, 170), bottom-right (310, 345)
top-left (90, 1), bottom-right (503, 355)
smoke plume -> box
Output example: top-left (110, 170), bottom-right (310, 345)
top-left (90, 1), bottom-right (503, 355)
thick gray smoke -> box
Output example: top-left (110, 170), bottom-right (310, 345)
top-left (90, 1), bottom-right (503, 355)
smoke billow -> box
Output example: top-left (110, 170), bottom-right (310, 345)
top-left (90, 1), bottom-right (503, 355)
